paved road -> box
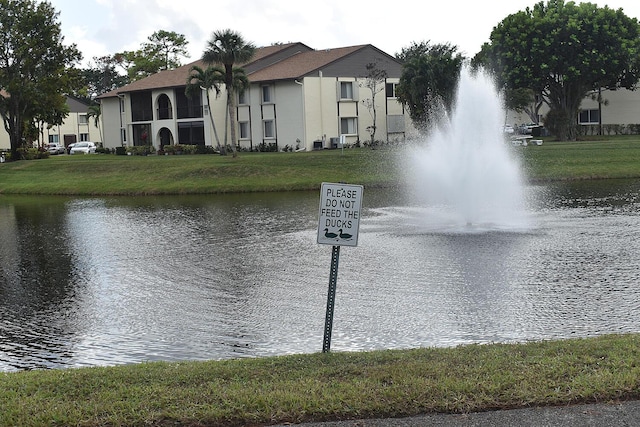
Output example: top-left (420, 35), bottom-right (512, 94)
top-left (275, 400), bottom-right (640, 426)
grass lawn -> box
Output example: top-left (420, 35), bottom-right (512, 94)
top-left (0, 149), bottom-right (399, 195)
top-left (1, 334), bottom-right (639, 427)
top-left (520, 136), bottom-right (640, 181)
top-left (1, 136), bottom-right (640, 195)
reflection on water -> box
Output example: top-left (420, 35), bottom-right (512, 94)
top-left (2, 181), bottom-right (640, 371)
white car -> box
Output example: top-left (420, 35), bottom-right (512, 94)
top-left (502, 125), bottom-right (515, 134)
top-left (70, 142), bottom-right (96, 154)
top-left (47, 143), bottom-right (65, 154)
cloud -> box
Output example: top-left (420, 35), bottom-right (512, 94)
top-left (50, 0), bottom-right (640, 66)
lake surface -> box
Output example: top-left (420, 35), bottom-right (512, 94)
top-left (2, 180), bottom-right (640, 372)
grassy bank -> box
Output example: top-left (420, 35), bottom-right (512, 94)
top-left (1, 334), bottom-right (639, 426)
top-left (520, 136), bottom-right (640, 181)
top-left (1, 136), bottom-right (640, 195)
top-left (0, 149), bottom-right (399, 195)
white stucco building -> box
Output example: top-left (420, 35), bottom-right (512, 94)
top-left (97, 43), bottom-right (408, 151)
top-left (0, 96), bottom-right (102, 151)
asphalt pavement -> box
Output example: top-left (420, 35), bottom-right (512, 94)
top-left (274, 400), bottom-right (640, 426)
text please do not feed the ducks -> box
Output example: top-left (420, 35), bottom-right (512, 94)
top-left (317, 182), bottom-right (363, 247)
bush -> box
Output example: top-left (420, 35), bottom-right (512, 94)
top-left (257, 142), bottom-right (278, 152)
top-left (195, 144), bottom-right (216, 154)
top-left (115, 146), bottom-right (127, 155)
top-left (181, 144), bottom-right (198, 155)
top-left (126, 145), bottom-right (154, 156)
top-left (163, 144), bottom-right (176, 154)
top-left (17, 147), bottom-right (49, 160)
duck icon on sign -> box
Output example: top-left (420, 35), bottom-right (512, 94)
top-left (324, 228), bottom-right (339, 240)
top-left (338, 229), bottom-right (352, 240)
top-left (323, 228), bottom-right (352, 241)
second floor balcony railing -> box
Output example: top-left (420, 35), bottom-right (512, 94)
top-left (177, 106), bottom-right (203, 119)
top-left (132, 109), bottom-right (153, 122)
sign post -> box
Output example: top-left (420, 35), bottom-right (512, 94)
top-left (317, 182), bottom-right (364, 352)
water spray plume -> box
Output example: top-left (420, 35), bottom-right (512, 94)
top-left (404, 67), bottom-right (530, 232)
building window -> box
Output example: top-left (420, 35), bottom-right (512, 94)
top-left (131, 91), bottom-right (153, 122)
top-left (579, 109), bottom-right (599, 124)
top-left (385, 83), bottom-right (397, 98)
top-left (387, 115), bottom-right (405, 133)
top-left (176, 88), bottom-right (203, 119)
top-left (157, 94), bottom-right (172, 120)
top-left (121, 128), bottom-right (127, 144)
top-left (262, 85), bottom-right (273, 103)
top-left (264, 120), bottom-right (275, 138)
top-left (80, 133), bottom-right (89, 142)
top-left (340, 81), bottom-right (354, 100)
top-left (239, 121), bottom-right (250, 139)
top-left (340, 117), bottom-right (357, 135)
top-left (79, 114), bottom-right (88, 125)
top-left (48, 135), bottom-right (59, 144)
top-left (178, 121), bottom-right (205, 145)
top-left (238, 90), bottom-right (248, 105)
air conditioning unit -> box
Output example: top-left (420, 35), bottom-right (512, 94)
top-left (329, 137), bottom-right (340, 148)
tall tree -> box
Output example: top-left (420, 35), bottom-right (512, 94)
top-left (31, 90), bottom-right (69, 147)
top-left (471, 46), bottom-right (544, 125)
top-left (202, 29), bottom-right (256, 157)
top-left (395, 42), bottom-right (464, 132)
top-left (480, 0), bottom-right (640, 141)
top-left (86, 103), bottom-right (102, 142)
top-left (142, 30), bottom-right (189, 71)
top-left (114, 30), bottom-right (189, 82)
top-left (186, 65), bottom-right (225, 152)
top-left (359, 62), bottom-right (387, 147)
top-left (0, 0), bottom-right (82, 160)
top-left (79, 55), bottom-right (130, 101)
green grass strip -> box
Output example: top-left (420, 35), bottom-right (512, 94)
top-left (1, 335), bottom-right (639, 426)
top-left (2, 136), bottom-right (640, 196)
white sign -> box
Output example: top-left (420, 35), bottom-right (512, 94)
top-left (317, 182), bottom-right (364, 247)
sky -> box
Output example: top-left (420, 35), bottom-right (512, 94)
top-left (48, 0), bottom-right (640, 68)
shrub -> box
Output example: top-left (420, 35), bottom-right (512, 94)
top-left (17, 147), bottom-right (49, 160)
top-left (257, 142), bottom-right (277, 152)
top-left (195, 144), bottom-right (216, 154)
top-left (126, 145), bottom-right (154, 156)
top-left (181, 144), bottom-right (198, 155)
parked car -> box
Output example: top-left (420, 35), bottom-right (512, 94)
top-left (70, 142), bottom-right (96, 154)
top-left (47, 143), bottom-right (65, 154)
top-left (502, 124), bottom-right (515, 134)
top-left (518, 123), bottom-right (539, 134)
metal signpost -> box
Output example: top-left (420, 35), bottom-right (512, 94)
top-left (317, 182), bottom-right (364, 352)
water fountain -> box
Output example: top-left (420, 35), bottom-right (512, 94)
top-left (402, 68), bottom-right (531, 233)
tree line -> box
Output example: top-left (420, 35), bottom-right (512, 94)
top-left (2, 0), bottom-right (640, 161)
top-left (398, 1), bottom-right (640, 142)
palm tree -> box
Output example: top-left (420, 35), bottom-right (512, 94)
top-left (202, 29), bottom-right (256, 157)
top-left (86, 103), bottom-right (103, 143)
top-left (186, 65), bottom-right (225, 153)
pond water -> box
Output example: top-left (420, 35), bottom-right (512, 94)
top-left (2, 180), bottom-right (640, 372)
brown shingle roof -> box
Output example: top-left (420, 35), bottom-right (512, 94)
top-left (98, 60), bottom-right (206, 98)
top-left (98, 42), bottom-right (310, 98)
top-left (97, 43), bottom-right (390, 98)
top-left (247, 45), bottom-right (366, 82)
